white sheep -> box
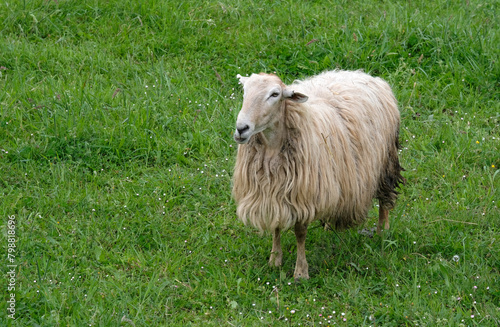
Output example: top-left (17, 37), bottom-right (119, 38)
top-left (232, 70), bottom-right (405, 280)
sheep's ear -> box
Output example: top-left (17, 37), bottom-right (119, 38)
top-left (236, 74), bottom-right (249, 85)
top-left (283, 88), bottom-right (308, 103)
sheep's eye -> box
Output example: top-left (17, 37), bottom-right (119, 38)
top-left (270, 92), bottom-right (280, 98)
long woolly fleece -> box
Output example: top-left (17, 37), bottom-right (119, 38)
top-left (232, 70), bottom-right (404, 232)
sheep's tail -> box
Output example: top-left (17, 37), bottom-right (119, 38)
top-left (377, 125), bottom-right (406, 210)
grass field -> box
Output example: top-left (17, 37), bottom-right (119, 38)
top-left (0, 0), bottom-right (499, 325)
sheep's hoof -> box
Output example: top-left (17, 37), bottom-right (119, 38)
top-left (293, 267), bottom-right (309, 281)
top-left (293, 272), bottom-right (310, 282)
top-left (268, 252), bottom-right (283, 267)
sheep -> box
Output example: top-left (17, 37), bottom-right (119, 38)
top-left (232, 70), bottom-right (405, 280)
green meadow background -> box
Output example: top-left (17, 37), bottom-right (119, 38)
top-left (0, 0), bottom-right (499, 325)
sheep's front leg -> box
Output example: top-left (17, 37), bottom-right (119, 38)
top-left (293, 222), bottom-right (309, 280)
top-left (268, 228), bottom-right (283, 267)
top-left (377, 201), bottom-right (390, 235)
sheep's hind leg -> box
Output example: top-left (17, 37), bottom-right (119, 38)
top-left (377, 200), bottom-right (390, 235)
top-left (268, 228), bottom-right (283, 267)
top-left (293, 222), bottom-right (309, 280)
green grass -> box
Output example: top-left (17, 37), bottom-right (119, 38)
top-left (0, 0), bottom-right (499, 325)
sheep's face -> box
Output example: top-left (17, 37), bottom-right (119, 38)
top-left (234, 73), bottom-right (308, 144)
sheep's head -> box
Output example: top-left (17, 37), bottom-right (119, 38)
top-left (234, 73), bottom-right (308, 144)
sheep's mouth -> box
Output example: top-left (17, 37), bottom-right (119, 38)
top-left (234, 133), bottom-right (249, 144)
